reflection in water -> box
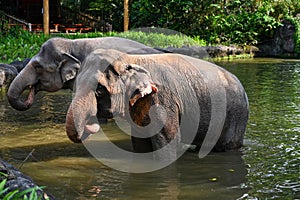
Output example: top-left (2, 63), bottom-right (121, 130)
top-left (0, 58), bottom-right (298, 199)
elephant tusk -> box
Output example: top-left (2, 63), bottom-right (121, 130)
top-left (85, 123), bottom-right (100, 134)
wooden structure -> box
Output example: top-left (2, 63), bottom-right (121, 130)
top-left (124, 0), bottom-right (129, 31)
top-left (0, 0), bottom-right (100, 33)
top-left (0, 0), bottom-right (60, 24)
top-left (43, 0), bottom-right (49, 34)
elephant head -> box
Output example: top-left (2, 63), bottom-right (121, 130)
top-left (6, 37), bottom-right (163, 111)
top-left (66, 49), bottom-right (158, 143)
top-left (6, 38), bottom-right (81, 111)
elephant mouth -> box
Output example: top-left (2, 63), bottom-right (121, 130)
top-left (66, 115), bottom-right (100, 143)
top-left (74, 123), bottom-right (100, 142)
top-left (8, 85), bottom-right (36, 111)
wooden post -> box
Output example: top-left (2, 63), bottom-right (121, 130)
top-left (124, 0), bottom-right (129, 31)
top-left (43, 0), bottom-right (49, 34)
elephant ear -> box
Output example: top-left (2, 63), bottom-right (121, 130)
top-left (60, 53), bottom-right (81, 83)
top-left (123, 64), bottom-right (158, 107)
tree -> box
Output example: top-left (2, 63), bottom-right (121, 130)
top-left (124, 0), bottom-right (129, 31)
top-left (43, 0), bottom-right (49, 34)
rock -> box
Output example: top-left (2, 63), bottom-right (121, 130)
top-left (164, 46), bottom-right (209, 58)
top-left (257, 19), bottom-right (299, 58)
top-left (159, 18), bottom-right (299, 59)
top-left (162, 45), bottom-right (253, 59)
top-left (0, 159), bottom-right (56, 200)
top-left (0, 58), bottom-right (30, 90)
top-left (0, 64), bottom-right (18, 90)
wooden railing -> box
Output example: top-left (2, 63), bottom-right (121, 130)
top-left (61, 6), bottom-right (112, 32)
top-left (0, 8), bottom-right (111, 34)
top-left (0, 11), bottom-right (33, 32)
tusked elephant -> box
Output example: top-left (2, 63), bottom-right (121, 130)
top-left (66, 49), bottom-right (249, 160)
top-left (7, 37), bottom-right (163, 111)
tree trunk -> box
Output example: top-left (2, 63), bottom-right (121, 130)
top-left (43, 0), bottom-right (49, 34)
top-left (124, 0), bottom-right (129, 31)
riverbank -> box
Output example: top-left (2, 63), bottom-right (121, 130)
top-left (160, 20), bottom-right (300, 60)
top-left (1, 19), bottom-right (299, 64)
top-left (160, 45), bottom-right (257, 60)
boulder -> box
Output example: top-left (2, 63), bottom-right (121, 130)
top-left (257, 19), bottom-right (299, 58)
top-left (0, 158), bottom-right (55, 200)
top-left (0, 58), bottom-right (30, 90)
top-left (0, 64), bottom-right (18, 90)
top-left (162, 45), bottom-right (255, 59)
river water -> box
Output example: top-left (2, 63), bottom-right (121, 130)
top-left (0, 58), bottom-right (299, 199)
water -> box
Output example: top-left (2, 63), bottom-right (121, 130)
top-left (217, 58), bottom-right (300, 199)
top-left (0, 58), bottom-right (299, 199)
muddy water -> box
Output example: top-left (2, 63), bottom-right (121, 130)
top-left (0, 58), bottom-right (299, 199)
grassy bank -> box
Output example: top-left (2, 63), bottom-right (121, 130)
top-left (0, 30), bottom-right (206, 63)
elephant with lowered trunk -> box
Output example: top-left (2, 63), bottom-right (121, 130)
top-left (6, 37), bottom-right (163, 111)
top-left (66, 49), bottom-right (249, 160)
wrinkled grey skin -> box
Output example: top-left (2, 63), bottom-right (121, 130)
top-left (7, 37), bottom-right (162, 111)
top-left (66, 49), bottom-right (249, 159)
top-left (0, 58), bottom-right (30, 89)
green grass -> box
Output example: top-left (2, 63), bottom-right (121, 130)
top-left (115, 30), bottom-right (206, 48)
top-left (0, 29), bottom-right (206, 63)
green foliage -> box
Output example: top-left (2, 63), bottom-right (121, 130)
top-left (51, 0), bottom-right (300, 46)
top-left (131, 0), bottom-right (194, 30)
top-left (0, 28), bottom-right (49, 63)
top-left (130, 0), bottom-right (299, 45)
top-left (271, 0), bottom-right (300, 18)
top-left (206, 1), bottom-right (283, 45)
top-left (0, 25), bottom-right (206, 63)
top-left (285, 16), bottom-right (300, 53)
top-left (116, 30), bottom-right (206, 48)
top-left (0, 177), bottom-right (45, 200)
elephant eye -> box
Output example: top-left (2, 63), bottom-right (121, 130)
top-left (47, 65), bottom-right (56, 72)
top-left (107, 65), bottom-right (119, 76)
top-left (96, 84), bottom-right (108, 97)
top-left (125, 65), bottom-right (132, 71)
top-left (34, 64), bottom-right (43, 73)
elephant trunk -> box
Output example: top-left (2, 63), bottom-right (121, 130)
top-left (7, 64), bottom-right (37, 111)
top-left (66, 92), bottom-right (100, 143)
top-left (66, 104), bottom-right (82, 143)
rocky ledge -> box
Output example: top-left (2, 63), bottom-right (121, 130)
top-left (160, 19), bottom-right (299, 59)
top-left (256, 19), bottom-right (299, 58)
top-left (160, 45), bottom-right (258, 59)
top-left (0, 158), bottom-right (55, 199)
